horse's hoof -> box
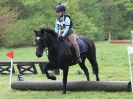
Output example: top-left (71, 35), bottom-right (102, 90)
top-left (49, 76), bottom-right (56, 80)
top-left (97, 79), bottom-right (100, 81)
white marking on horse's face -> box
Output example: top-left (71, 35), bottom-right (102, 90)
top-left (37, 37), bottom-right (40, 40)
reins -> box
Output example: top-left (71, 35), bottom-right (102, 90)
top-left (44, 48), bottom-right (48, 57)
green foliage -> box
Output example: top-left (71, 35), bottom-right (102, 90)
top-left (0, 0), bottom-right (133, 47)
top-left (100, 0), bottom-right (133, 39)
top-left (3, 0), bottom-right (57, 47)
top-left (5, 13), bottom-right (53, 47)
top-left (0, 6), bottom-right (16, 46)
top-left (73, 13), bottom-right (98, 40)
top-left (1, 0), bottom-right (104, 47)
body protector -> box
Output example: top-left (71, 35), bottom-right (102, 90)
top-left (55, 15), bottom-right (73, 37)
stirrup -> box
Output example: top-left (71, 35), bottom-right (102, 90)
top-left (77, 56), bottom-right (82, 63)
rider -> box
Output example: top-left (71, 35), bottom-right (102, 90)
top-left (55, 3), bottom-right (82, 63)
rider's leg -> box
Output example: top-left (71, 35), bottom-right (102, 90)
top-left (68, 32), bottom-right (82, 63)
top-left (73, 44), bottom-right (82, 63)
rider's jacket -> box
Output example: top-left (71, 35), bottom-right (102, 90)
top-left (55, 14), bottom-right (73, 37)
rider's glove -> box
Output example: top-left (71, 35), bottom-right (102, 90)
top-left (59, 36), bottom-right (64, 41)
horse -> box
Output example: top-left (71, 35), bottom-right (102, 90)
top-left (34, 28), bottom-right (100, 94)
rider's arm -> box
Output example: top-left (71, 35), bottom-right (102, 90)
top-left (55, 20), bottom-right (59, 33)
top-left (62, 17), bottom-right (70, 37)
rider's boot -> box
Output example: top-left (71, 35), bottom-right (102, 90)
top-left (73, 44), bottom-right (82, 63)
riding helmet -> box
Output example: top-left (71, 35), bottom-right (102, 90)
top-left (55, 4), bottom-right (66, 13)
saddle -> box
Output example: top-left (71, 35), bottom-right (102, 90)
top-left (65, 38), bottom-right (87, 55)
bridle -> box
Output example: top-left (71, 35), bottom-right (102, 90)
top-left (36, 33), bottom-right (48, 57)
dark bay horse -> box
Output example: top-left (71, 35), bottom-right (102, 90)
top-left (34, 28), bottom-right (100, 94)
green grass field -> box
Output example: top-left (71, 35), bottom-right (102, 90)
top-left (0, 42), bottom-right (133, 99)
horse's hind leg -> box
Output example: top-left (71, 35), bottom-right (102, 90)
top-left (79, 62), bottom-right (90, 81)
top-left (87, 54), bottom-right (100, 81)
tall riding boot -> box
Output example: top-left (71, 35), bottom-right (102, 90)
top-left (73, 44), bottom-right (82, 63)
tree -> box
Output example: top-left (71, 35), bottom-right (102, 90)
top-left (100, 0), bottom-right (133, 39)
top-left (0, 7), bottom-right (16, 46)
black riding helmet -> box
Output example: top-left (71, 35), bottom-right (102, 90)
top-left (55, 4), bottom-right (66, 13)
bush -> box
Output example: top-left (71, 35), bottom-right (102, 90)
top-left (0, 7), bottom-right (16, 46)
top-left (1, 0), bottom-right (105, 47)
top-left (4, 13), bottom-right (55, 47)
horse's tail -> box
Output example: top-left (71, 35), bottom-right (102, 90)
top-left (81, 36), bottom-right (99, 74)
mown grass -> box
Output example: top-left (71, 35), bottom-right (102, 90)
top-left (0, 42), bottom-right (133, 99)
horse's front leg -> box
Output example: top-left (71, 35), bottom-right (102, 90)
top-left (43, 62), bottom-right (56, 80)
top-left (62, 67), bottom-right (69, 94)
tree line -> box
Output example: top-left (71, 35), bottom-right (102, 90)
top-left (0, 0), bottom-right (133, 47)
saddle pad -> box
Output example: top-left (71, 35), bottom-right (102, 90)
top-left (77, 39), bottom-right (87, 53)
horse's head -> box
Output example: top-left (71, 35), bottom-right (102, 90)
top-left (34, 29), bottom-right (47, 57)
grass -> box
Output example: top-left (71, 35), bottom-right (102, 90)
top-left (0, 41), bottom-right (133, 99)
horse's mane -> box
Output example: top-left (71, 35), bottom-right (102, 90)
top-left (41, 28), bottom-right (58, 38)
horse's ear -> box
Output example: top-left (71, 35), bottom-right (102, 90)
top-left (34, 30), bottom-right (37, 33)
top-left (40, 28), bottom-right (45, 34)
top-left (34, 30), bottom-right (38, 36)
